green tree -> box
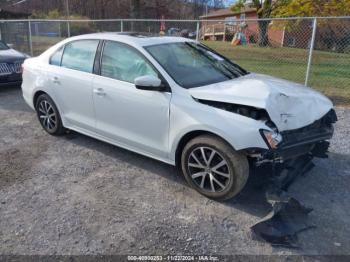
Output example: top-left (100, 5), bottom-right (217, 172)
top-left (30, 9), bottom-right (62, 19)
top-left (231, 0), bottom-right (350, 46)
top-left (272, 0), bottom-right (350, 17)
top-left (273, 0), bottom-right (350, 52)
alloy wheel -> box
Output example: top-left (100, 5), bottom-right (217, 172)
top-left (187, 146), bottom-right (231, 193)
top-left (38, 100), bottom-right (57, 132)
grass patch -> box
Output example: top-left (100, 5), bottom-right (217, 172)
top-left (31, 36), bottom-right (65, 55)
top-left (203, 41), bottom-right (350, 105)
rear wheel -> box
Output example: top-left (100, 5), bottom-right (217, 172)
top-left (35, 94), bottom-right (65, 136)
top-left (181, 135), bottom-right (249, 201)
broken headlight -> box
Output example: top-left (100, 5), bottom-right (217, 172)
top-left (260, 129), bottom-right (283, 149)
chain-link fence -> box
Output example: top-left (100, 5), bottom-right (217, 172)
top-left (0, 17), bottom-right (349, 103)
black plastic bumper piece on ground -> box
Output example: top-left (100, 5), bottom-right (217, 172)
top-left (251, 192), bottom-right (315, 248)
top-left (251, 155), bottom-right (316, 248)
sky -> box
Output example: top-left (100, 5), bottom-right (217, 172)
top-left (224, 0), bottom-right (237, 6)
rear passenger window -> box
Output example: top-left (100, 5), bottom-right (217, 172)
top-left (61, 40), bottom-right (99, 73)
top-left (50, 46), bottom-right (64, 66)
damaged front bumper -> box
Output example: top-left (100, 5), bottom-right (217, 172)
top-left (249, 109), bottom-right (337, 248)
top-left (249, 109), bottom-right (337, 164)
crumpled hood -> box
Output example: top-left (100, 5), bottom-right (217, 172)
top-left (0, 48), bottom-right (26, 62)
top-left (189, 73), bottom-right (333, 131)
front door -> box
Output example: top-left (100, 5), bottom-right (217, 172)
top-left (93, 41), bottom-right (171, 159)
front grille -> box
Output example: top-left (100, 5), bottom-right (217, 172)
top-left (0, 62), bottom-right (22, 76)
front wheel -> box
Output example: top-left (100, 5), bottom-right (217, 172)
top-left (35, 94), bottom-right (65, 136)
top-left (181, 135), bottom-right (249, 201)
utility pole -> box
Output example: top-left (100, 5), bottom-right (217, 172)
top-left (130, 0), bottom-right (141, 32)
top-left (65, 0), bottom-right (71, 37)
top-left (206, 0), bottom-right (214, 17)
top-left (305, 18), bottom-right (317, 87)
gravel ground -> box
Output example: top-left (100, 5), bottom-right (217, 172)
top-left (1, 86), bottom-right (350, 256)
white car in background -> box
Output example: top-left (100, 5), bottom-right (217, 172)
top-left (21, 33), bottom-right (337, 200)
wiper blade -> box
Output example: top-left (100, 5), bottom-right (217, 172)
top-left (216, 64), bottom-right (235, 79)
top-left (220, 62), bottom-right (240, 78)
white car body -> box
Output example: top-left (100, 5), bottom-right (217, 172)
top-left (21, 33), bottom-right (335, 166)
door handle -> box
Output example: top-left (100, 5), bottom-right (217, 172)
top-left (93, 88), bottom-right (106, 96)
top-left (52, 76), bottom-right (60, 84)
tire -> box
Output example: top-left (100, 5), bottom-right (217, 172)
top-left (181, 135), bottom-right (249, 201)
top-left (35, 94), bottom-right (65, 136)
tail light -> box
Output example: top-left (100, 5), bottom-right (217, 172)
top-left (20, 64), bottom-right (24, 76)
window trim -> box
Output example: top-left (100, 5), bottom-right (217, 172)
top-left (49, 45), bottom-right (66, 66)
top-left (97, 40), bottom-right (171, 92)
top-left (93, 40), bottom-right (104, 75)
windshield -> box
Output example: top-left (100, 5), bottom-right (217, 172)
top-left (145, 42), bottom-right (248, 88)
top-left (0, 41), bottom-right (9, 50)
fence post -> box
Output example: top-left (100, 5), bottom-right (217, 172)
top-left (28, 20), bottom-right (33, 56)
top-left (67, 21), bottom-right (71, 37)
top-left (196, 21), bottom-right (200, 41)
top-left (305, 18), bottom-right (317, 86)
top-left (121, 20), bottom-right (124, 32)
top-left (223, 23), bottom-right (226, 42)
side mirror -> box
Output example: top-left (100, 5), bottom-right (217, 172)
top-left (134, 75), bottom-right (165, 91)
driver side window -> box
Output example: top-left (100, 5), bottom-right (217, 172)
top-left (101, 41), bottom-right (157, 83)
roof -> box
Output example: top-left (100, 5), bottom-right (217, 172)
top-left (65, 32), bottom-right (195, 47)
top-left (200, 7), bottom-right (256, 19)
top-left (0, 7), bottom-right (31, 18)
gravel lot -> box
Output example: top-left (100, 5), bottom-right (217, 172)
top-left (1, 86), bottom-right (350, 256)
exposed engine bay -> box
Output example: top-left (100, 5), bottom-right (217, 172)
top-left (196, 99), bottom-right (271, 122)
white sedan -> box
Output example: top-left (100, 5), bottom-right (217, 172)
top-left (21, 33), bottom-right (337, 200)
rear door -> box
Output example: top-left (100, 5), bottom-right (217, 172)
top-left (92, 41), bottom-right (171, 159)
top-left (47, 39), bottom-right (99, 131)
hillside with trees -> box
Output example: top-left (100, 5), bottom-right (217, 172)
top-left (0, 0), bottom-right (226, 19)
